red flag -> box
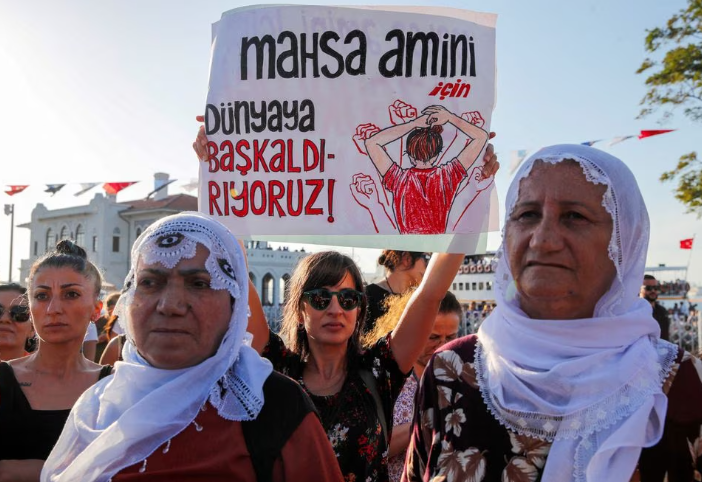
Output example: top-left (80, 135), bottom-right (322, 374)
top-left (103, 182), bottom-right (137, 195)
top-left (5, 185), bottom-right (29, 196)
top-left (638, 129), bottom-right (675, 139)
top-left (680, 238), bottom-right (694, 250)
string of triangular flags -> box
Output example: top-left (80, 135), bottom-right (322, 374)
top-left (3, 179), bottom-right (199, 198)
top-left (508, 129), bottom-right (676, 174)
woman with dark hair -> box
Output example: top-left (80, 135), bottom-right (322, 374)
top-left (0, 283), bottom-right (32, 362)
top-left (364, 250), bottom-right (430, 332)
top-left (244, 249), bottom-right (468, 482)
top-left (0, 240), bottom-right (112, 481)
top-left (94, 292), bottom-right (121, 362)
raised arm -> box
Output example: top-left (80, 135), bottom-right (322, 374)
top-left (390, 253), bottom-right (464, 373)
top-left (423, 106), bottom-right (489, 172)
top-left (366, 116), bottom-right (429, 177)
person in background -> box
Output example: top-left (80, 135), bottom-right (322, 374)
top-left (0, 241), bottom-right (112, 482)
top-left (363, 289), bottom-right (461, 482)
top-left (403, 145), bottom-right (702, 482)
top-left (641, 274), bottom-right (671, 341)
top-left (42, 212), bottom-right (341, 482)
top-left (364, 250), bottom-right (430, 332)
top-left (94, 292), bottom-right (120, 362)
top-left (0, 283), bottom-right (33, 362)
top-left (98, 315), bottom-right (126, 366)
top-left (82, 320), bottom-right (98, 362)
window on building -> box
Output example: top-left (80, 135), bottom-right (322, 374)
top-left (458, 283), bottom-right (464, 290)
top-left (262, 273), bottom-right (274, 306)
top-left (33, 241), bottom-right (38, 256)
top-left (92, 236), bottom-right (98, 253)
top-left (479, 282), bottom-right (484, 290)
top-left (75, 224), bottom-right (85, 248)
top-left (466, 282), bottom-right (471, 291)
top-left (45, 228), bottom-right (53, 252)
top-left (136, 227), bottom-right (143, 238)
top-left (279, 274), bottom-right (290, 304)
top-left (452, 283), bottom-right (457, 290)
top-left (59, 226), bottom-right (69, 241)
top-left (112, 227), bottom-right (121, 253)
top-left (486, 282), bottom-right (492, 291)
top-left (472, 282), bottom-right (477, 290)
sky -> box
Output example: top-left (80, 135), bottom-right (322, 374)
top-left (0, 0), bottom-right (700, 285)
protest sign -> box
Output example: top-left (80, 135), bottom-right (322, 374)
top-left (199, 5), bottom-right (498, 252)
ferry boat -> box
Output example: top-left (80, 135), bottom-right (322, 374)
top-left (450, 252), bottom-right (497, 335)
top-left (644, 265), bottom-right (698, 353)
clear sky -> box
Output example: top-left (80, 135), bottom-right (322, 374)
top-left (0, 0), bottom-right (700, 284)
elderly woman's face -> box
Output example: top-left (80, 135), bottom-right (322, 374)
top-left (505, 161), bottom-right (616, 320)
top-left (129, 244), bottom-right (232, 369)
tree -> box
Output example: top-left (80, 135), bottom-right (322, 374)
top-left (637, 0), bottom-right (702, 215)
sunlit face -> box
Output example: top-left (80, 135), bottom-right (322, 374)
top-left (405, 255), bottom-right (429, 286)
top-left (301, 271), bottom-right (359, 348)
top-left (640, 278), bottom-right (659, 302)
top-left (417, 311), bottom-right (460, 368)
top-left (0, 290), bottom-right (33, 357)
top-left (505, 161), bottom-right (616, 320)
top-left (30, 268), bottom-right (101, 344)
top-left (129, 244), bottom-right (232, 370)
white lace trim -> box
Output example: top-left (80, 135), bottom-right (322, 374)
top-left (475, 338), bottom-right (679, 481)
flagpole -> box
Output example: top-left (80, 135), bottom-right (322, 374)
top-left (686, 234), bottom-right (696, 281)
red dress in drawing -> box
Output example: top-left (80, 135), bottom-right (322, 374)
top-left (383, 159), bottom-right (467, 234)
top-left (351, 102), bottom-right (493, 235)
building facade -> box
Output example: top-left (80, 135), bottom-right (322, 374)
top-left (18, 177), bottom-right (307, 331)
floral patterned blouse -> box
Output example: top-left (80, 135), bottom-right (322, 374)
top-left (264, 332), bottom-right (408, 482)
top-left (388, 373), bottom-right (419, 482)
top-left (403, 335), bottom-right (702, 482)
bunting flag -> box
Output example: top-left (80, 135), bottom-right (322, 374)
top-left (580, 140), bottom-right (602, 147)
top-left (5, 185), bottom-right (29, 196)
top-left (607, 135), bottom-right (635, 147)
top-left (680, 238), bottom-right (694, 250)
top-left (74, 182), bottom-right (100, 197)
top-left (639, 129), bottom-right (675, 139)
top-left (509, 149), bottom-right (528, 175)
top-left (103, 182), bottom-right (137, 195)
top-left (45, 184), bottom-right (66, 196)
top-left (146, 179), bottom-right (177, 199)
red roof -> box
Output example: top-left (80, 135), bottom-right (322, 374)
top-left (120, 194), bottom-right (198, 214)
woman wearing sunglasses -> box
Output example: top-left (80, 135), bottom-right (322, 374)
top-left (244, 249), bottom-right (482, 482)
top-left (0, 240), bottom-right (112, 481)
top-left (0, 283), bottom-right (33, 362)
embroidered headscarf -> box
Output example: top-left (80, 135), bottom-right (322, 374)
top-left (42, 212), bottom-right (273, 482)
top-left (475, 145), bottom-right (679, 482)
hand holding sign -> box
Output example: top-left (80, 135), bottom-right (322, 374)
top-left (353, 123), bottom-right (381, 155)
top-left (389, 100), bottom-right (418, 125)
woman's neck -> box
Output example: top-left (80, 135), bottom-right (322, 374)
top-left (386, 270), bottom-right (413, 294)
top-left (0, 344), bottom-right (26, 361)
top-left (413, 361), bottom-right (425, 379)
top-left (306, 341), bottom-right (348, 379)
top-left (30, 341), bottom-right (90, 376)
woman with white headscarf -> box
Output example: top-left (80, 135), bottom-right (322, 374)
top-left (403, 145), bottom-right (702, 482)
top-left (41, 212), bottom-right (343, 482)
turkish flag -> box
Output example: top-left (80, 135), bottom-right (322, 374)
top-left (103, 182), bottom-right (137, 195)
top-left (639, 129), bottom-right (675, 139)
top-left (5, 185), bottom-right (29, 196)
top-left (680, 238), bottom-right (694, 250)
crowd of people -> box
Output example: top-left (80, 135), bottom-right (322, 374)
top-left (1, 141), bottom-right (701, 481)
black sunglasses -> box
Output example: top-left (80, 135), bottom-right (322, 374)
top-left (303, 288), bottom-right (365, 311)
top-left (644, 285), bottom-right (660, 292)
top-left (0, 304), bottom-right (31, 322)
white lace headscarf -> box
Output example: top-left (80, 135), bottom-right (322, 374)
top-left (41, 212), bottom-right (272, 482)
top-left (475, 145), bottom-right (679, 482)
